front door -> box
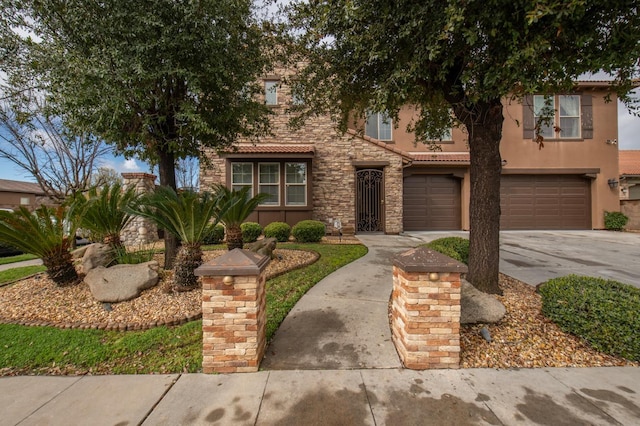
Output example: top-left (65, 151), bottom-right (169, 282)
top-left (356, 168), bottom-right (384, 232)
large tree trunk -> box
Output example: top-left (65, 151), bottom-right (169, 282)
top-left (156, 143), bottom-right (179, 269)
top-left (454, 98), bottom-right (504, 294)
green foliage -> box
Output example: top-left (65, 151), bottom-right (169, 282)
top-left (291, 220), bottom-right (325, 243)
top-left (264, 221), bottom-right (292, 242)
top-left (0, 265), bottom-right (47, 284)
top-left (214, 186), bottom-right (268, 229)
top-left (75, 182), bottom-right (141, 248)
top-left (0, 253), bottom-right (38, 265)
top-left (202, 224), bottom-right (225, 245)
top-left (241, 222), bottom-right (262, 243)
top-left (604, 211), bottom-right (629, 231)
top-left (539, 275), bottom-right (640, 361)
top-left (113, 246), bottom-right (156, 265)
top-left (0, 205), bottom-right (79, 285)
top-left (424, 237), bottom-right (470, 264)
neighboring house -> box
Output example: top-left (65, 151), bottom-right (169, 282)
top-left (619, 150), bottom-right (640, 230)
top-left (0, 179), bottom-right (47, 211)
top-left (200, 70), bottom-right (620, 233)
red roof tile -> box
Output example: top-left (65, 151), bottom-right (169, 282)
top-left (619, 150), bottom-right (640, 176)
top-left (411, 152), bottom-right (470, 164)
top-left (223, 145), bottom-right (315, 154)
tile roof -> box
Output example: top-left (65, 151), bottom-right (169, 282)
top-left (0, 179), bottom-right (44, 194)
top-left (411, 152), bottom-right (470, 164)
top-left (222, 145), bottom-right (315, 154)
top-left (619, 150), bottom-right (640, 176)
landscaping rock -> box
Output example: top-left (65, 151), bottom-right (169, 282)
top-left (71, 244), bottom-right (90, 259)
top-left (85, 261), bottom-right (159, 303)
top-left (461, 279), bottom-right (506, 324)
top-left (247, 237), bottom-right (277, 259)
top-left (81, 243), bottom-right (115, 274)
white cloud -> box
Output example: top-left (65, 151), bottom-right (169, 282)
top-left (618, 102), bottom-right (640, 150)
top-left (122, 158), bottom-right (141, 171)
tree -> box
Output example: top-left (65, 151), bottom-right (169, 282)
top-left (91, 167), bottom-right (123, 188)
top-left (130, 186), bottom-right (233, 288)
top-left (0, 96), bottom-right (111, 202)
top-left (287, 0), bottom-right (640, 293)
top-left (0, 205), bottom-right (79, 286)
top-left (176, 157), bottom-right (200, 192)
top-left (1, 0), bottom-right (274, 267)
top-left (214, 185), bottom-right (268, 251)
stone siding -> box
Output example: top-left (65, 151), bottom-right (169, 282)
top-left (121, 173), bottom-right (159, 246)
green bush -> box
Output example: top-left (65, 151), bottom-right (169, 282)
top-left (539, 275), bottom-right (640, 361)
top-left (114, 246), bottom-right (155, 265)
top-left (241, 222), bottom-right (262, 243)
top-left (203, 224), bottom-right (225, 245)
top-left (264, 222), bottom-right (291, 242)
top-left (292, 220), bottom-right (325, 243)
top-left (604, 211), bottom-right (629, 231)
top-left (423, 237), bottom-right (469, 264)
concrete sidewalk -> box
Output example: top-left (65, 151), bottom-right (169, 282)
top-left (3, 367), bottom-right (640, 425)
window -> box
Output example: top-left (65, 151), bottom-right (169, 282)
top-left (365, 112), bottom-right (392, 141)
top-left (265, 81), bottom-right (278, 105)
top-left (19, 197), bottom-right (29, 206)
top-left (533, 94), bottom-right (581, 139)
top-left (259, 163), bottom-right (280, 205)
top-left (440, 128), bottom-right (452, 141)
top-left (285, 163), bottom-right (307, 206)
top-left (231, 162), bottom-right (253, 193)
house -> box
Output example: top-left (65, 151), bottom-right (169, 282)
top-left (0, 179), bottom-right (46, 211)
top-left (200, 69), bottom-right (620, 234)
top-left (619, 150), bottom-right (640, 229)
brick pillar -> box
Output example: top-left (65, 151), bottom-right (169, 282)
top-left (391, 247), bottom-right (467, 369)
top-left (195, 249), bottom-right (269, 373)
top-left (121, 173), bottom-right (158, 246)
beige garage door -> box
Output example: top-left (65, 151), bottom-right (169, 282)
top-left (500, 175), bottom-right (591, 230)
top-left (403, 175), bottom-right (461, 231)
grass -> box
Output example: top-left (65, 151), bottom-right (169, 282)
top-left (0, 243), bottom-right (367, 375)
top-left (0, 253), bottom-right (38, 265)
top-left (0, 265), bottom-right (47, 284)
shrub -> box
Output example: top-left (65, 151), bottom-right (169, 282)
top-left (604, 211), bottom-right (628, 231)
top-left (264, 222), bottom-right (291, 242)
top-left (241, 222), bottom-right (262, 243)
top-left (424, 237), bottom-right (470, 264)
top-left (114, 246), bottom-right (156, 265)
top-left (203, 224), bottom-right (225, 245)
top-left (292, 220), bottom-right (325, 243)
top-left (539, 274), bottom-right (640, 361)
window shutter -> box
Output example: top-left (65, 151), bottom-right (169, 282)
top-left (522, 94), bottom-right (535, 139)
top-left (581, 93), bottom-right (593, 139)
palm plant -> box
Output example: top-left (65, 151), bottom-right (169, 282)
top-left (129, 186), bottom-right (233, 288)
top-left (212, 185), bottom-right (268, 251)
top-left (0, 205), bottom-right (79, 286)
top-left (75, 182), bottom-right (140, 250)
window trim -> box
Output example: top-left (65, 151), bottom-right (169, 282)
top-left (365, 112), bottom-right (393, 141)
top-left (258, 162), bottom-right (280, 206)
top-left (285, 162), bottom-right (307, 206)
top-left (531, 94), bottom-right (583, 140)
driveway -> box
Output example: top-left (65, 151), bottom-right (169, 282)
top-left (404, 230), bottom-right (640, 288)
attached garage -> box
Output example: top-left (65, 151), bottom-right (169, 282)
top-left (500, 175), bottom-right (591, 230)
top-left (403, 175), bottom-right (462, 231)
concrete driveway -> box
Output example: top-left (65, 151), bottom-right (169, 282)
top-left (404, 230), bottom-right (640, 288)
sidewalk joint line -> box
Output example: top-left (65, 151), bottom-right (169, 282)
top-left (253, 371), bottom-right (271, 426)
top-left (359, 370), bottom-right (378, 425)
top-left (16, 375), bottom-right (84, 425)
top-left (137, 373), bottom-right (181, 426)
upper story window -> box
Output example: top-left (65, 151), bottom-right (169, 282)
top-left (231, 162), bottom-right (253, 194)
top-left (265, 81), bottom-right (278, 105)
top-left (259, 163), bottom-right (280, 205)
top-left (531, 94), bottom-right (583, 139)
top-left (365, 112), bottom-right (392, 141)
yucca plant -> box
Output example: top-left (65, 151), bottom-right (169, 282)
top-left (212, 185), bottom-right (268, 251)
top-left (129, 186), bottom-right (234, 288)
top-left (75, 182), bottom-right (140, 250)
top-left (0, 205), bottom-right (79, 286)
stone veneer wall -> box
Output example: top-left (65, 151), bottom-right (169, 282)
top-left (121, 173), bottom-right (159, 246)
top-left (621, 199), bottom-right (640, 230)
top-left (199, 65), bottom-right (405, 234)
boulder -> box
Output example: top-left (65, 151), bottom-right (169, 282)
top-left (461, 279), bottom-right (506, 324)
top-left (71, 244), bottom-right (90, 259)
top-left (85, 261), bottom-right (159, 303)
top-left (81, 243), bottom-right (115, 274)
top-left (247, 237), bottom-right (277, 259)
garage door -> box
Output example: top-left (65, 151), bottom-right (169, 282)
top-left (500, 175), bottom-right (591, 230)
top-left (403, 175), bottom-right (461, 231)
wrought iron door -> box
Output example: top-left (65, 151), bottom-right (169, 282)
top-left (356, 169), bottom-right (384, 232)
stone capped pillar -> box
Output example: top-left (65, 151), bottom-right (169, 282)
top-left (391, 247), bottom-right (467, 369)
top-left (121, 173), bottom-right (158, 246)
top-left (195, 249), bottom-right (269, 373)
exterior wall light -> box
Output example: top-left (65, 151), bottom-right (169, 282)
top-left (607, 178), bottom-right (619, 189)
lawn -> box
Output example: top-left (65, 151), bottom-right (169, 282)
top-left (0, 265), bottom-right (46, 284)
top-left (0, 243), bottom-right (367, 375)
top-left (0, 253), bottom-right (38, 265)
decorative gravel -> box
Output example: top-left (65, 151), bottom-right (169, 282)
top-left (0, 249), bottom-right (318, 331)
